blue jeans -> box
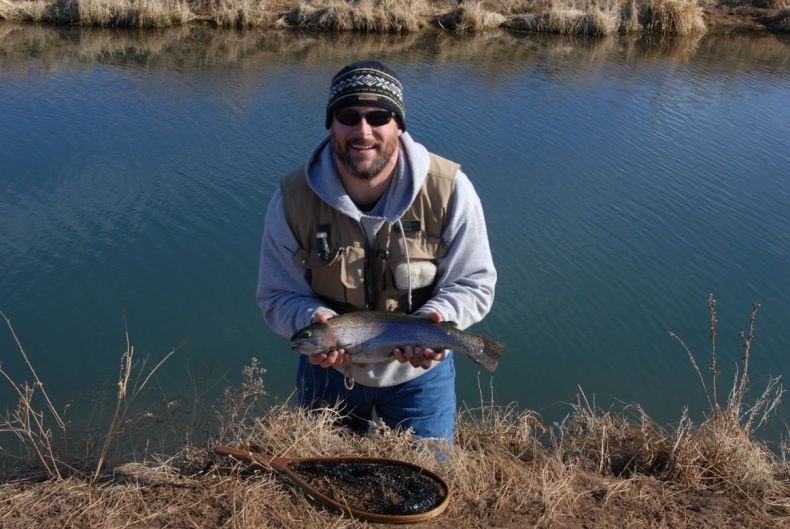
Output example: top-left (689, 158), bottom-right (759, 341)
top-left (296, 354), bottom-right (457, 440)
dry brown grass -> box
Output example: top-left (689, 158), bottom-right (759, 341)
top-left (279, 0), bottom-right (427, 32)
top-left (2, 0), bottom-right (769, 33)
top-left (76, 0), bottom-right (193, 27)
top-left (1, 399), bottom-right (787, 528)
top-left (504, 0), bottom-right (623, 34)
top-left (503, 0), bottom-right (705, 35)
top-left (434, 1), bottom-right (507, 31)
top-left (550, 0), bottom-right (622, 35)
top-left (208, 0), bottom-right (290, 27)
top-left (620, 0), bottom-right (642, 30)
top-left (642, 0), bottom-right (706, 33)
top-left (0, 0), bottom-right (193, 26)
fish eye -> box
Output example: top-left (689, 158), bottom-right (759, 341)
top-left (299, 330), bottom-right (311, 339)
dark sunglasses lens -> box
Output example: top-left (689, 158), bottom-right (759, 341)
top-left (335, 110), bottom-right (362, 126)
top-left (365, 111), bottom-right (393, 126)
top-left (335, 110), bottom-right (393, 127)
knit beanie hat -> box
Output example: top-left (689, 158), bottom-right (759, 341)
top-left (325, 60), bottom-right (406, 130)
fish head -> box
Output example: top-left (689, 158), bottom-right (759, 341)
top-left (290, 322), bottom-right (338, 356)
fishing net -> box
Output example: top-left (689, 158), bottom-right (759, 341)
top-left (288, 459), bottom-right (447, 516)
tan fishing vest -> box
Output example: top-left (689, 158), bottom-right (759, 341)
top-left (281, 153), bottom-right (459, 314)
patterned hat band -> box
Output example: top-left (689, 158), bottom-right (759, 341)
top-left (325, 61), bottom-right (406, 130)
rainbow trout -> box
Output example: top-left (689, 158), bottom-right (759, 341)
top-left (291, 312), bottom-right (503, 373)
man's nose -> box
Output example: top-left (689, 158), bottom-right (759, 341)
top-left (355, 117), bottom-right (374, 133)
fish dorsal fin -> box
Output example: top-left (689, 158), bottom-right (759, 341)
top-left (439, 321), bottom-right (459, 329)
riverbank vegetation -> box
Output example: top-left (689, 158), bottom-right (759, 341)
top-left (0, 0), bottom-right (788, 34)
top-left (1, 300), bottom-right (788, 527)
top-left (2, 22), bottom-right (789, 79)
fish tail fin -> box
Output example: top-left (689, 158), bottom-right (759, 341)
top-left (470, 335), bottom-right (504, 373)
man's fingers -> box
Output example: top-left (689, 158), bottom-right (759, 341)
top-left (308, 348), bottom-right (350, 368)
top-left (394, 343), bottom-right (447, 367)
top-left (308, 353), bottom-right (328, 366)
top-left (423, 348), bottom-right (447, 361)
top-left (393, 348), bottom-right (406, 363)
top-left (337, 348), bottom-right (351, 365)
top-left (321, 349), bottom-right (338, 368)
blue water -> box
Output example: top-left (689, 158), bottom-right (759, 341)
top-left (1, 26), bottom-right (789, 445)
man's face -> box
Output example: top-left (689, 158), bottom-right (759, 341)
top-left (329, 105), bottom-right (403, 181)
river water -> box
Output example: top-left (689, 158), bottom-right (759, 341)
top-left (1, 25), bottom-right (789, 444)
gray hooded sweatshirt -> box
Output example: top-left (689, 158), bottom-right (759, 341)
top-left (256, 132), bottom-right (496, 387)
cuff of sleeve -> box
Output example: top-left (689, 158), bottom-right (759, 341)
top-left (413, 304), bottom-right (449, 322)
top-left (305, 306), bottom-right (337, 327)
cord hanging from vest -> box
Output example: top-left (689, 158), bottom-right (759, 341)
top-left (396, 219), bottom-right (413, 313)
top-left (343, 365), bottom-right (355, 390)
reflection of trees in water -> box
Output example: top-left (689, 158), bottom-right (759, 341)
top-left (0, 24), bottom-right (788, 78)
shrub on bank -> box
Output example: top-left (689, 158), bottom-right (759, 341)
top-left (642, 0), bottom-right (706, 34)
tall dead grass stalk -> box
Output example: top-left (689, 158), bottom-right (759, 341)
top-left (0, 314), bottom-right (177, 480)
top-left (666, 297), bottom-right (784, 492)
top-left (92, 325), bottom-right (178, 480)
top-left (0, 312), bottom-right (67, 478)
top-left (670, 298), bottom-right (783, 437)
top-left (214, 357), bottom-right (267, 445)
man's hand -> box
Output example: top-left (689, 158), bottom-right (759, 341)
top-left (393, 311), bottom-right (448, 369)
top-left (307, 311), bottom-right (351, 369)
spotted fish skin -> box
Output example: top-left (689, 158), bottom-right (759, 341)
top-left (290, 312), bottom-right (503, 373)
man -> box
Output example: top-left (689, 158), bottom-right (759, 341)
top-left (256, 60), bottom-right (496, 440)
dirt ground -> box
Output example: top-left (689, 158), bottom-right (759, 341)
top-left (1, 449), bottom-right (787, 529)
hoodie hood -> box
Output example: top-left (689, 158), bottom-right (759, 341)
top-left (302, 132), bottom-right (430, 225)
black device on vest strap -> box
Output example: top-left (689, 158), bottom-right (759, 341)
top-left (316, 224), bottom-right (332, 262)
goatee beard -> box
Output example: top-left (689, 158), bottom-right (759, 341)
top-left (341, 151), bottom-right (389, 180)
top-left (333, 137), bottom-right (398, 180)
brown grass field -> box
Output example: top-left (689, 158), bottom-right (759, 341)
top-left (0, 0), bottom-right (788, 33)
top-left (0, 299), bottom-right (789, 528)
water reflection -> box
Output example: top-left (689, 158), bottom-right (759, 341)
top-left (1, 24), bottom-right (789, 77)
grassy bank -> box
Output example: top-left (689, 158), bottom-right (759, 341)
top-left (1, 402), bottom-right (788, 527)
top-left (0, 0), bottom-right (788, 34)
top-left (0, 300), bottom-right (788, 527)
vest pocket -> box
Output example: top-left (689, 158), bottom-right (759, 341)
top-left (391, 233), bottom-right (443, 261)
top-left (295, 245), bottom-right (366, 307)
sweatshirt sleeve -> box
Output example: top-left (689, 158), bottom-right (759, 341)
top-left (256, 189), bottom-right (337, 338)
top-left (413, 169), bottom-right (497, 330)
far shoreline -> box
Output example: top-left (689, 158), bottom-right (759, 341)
top-left (1, 0), bottom-right (789, 36)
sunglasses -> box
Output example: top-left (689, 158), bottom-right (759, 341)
top-left (334, 109), bottom-right (396, 127)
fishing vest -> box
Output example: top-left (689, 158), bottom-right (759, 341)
top-left (281, 153), bottom-right (459, 315)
